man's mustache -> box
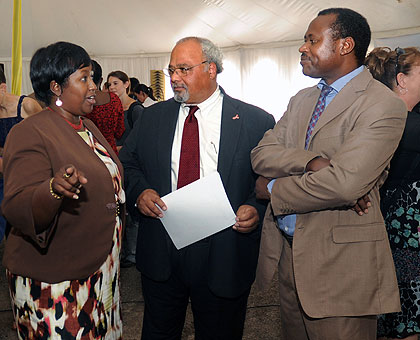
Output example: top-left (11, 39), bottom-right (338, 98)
top-left (171, 83), bottom-right (188, 90)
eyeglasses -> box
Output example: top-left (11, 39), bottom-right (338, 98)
top-left (163, 61), bottom-right (208, 77)
top-left (395, 47), bottom-right (405, 86)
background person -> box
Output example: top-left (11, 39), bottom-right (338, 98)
top-left (251, 8), bottom-right (406, 339)
top-left (133, 83), bottom-right (158, 107)
top-left (129, 77), bottom-right (140, 101)
top-left (86, 60), bottom-right (125, 154)
top-left (2, 41), bottom-right (125, 339)
top-left (107, 70), bottom-right (143, 149)
top-left (0, 68), bottom-right (42, 241)
top-left (27, 92), bottom-right (47, 109)
top-left (107, 70), bottom-right (142, 266)
top-left (119, 36), bottom-right (275, 339)
top-left (102, 81), bottom-right (110, 91)
top-left (365, 46), bottom-right (420, 340)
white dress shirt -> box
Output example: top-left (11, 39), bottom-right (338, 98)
top-left (171, 87), bottom-right (224, 192)
top-left (143, 96), bottom-right (157, 107)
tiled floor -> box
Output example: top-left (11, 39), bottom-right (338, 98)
top-left (0, 241), bottom-right (283, 339)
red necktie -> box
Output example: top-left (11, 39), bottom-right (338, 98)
top-left (177, 105), bottom-right (200, 189)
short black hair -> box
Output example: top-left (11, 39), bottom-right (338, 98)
top-left (0, 68), bottom-right (6, 84)
top-left (318, 8), bottom-right (371, 66)
top-left (91, 59), bottom-right (102, 87)
top-left (129, 77), bottom-right (139, 93)
top-left (30, 41), bottom-right (91, 105)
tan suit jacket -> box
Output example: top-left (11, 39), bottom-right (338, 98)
top-left (251, 68), bottom-right (407, 318)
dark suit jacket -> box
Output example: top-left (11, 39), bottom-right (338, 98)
top-left (2, 110), bottom-right (125, 283)
top-left (119, 88), bottom-right (275, 298)
top-left (381, 110), bottom-right (420, 189)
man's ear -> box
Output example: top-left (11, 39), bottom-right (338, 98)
top-left (208, 62), bottom-right (217, 79)
top-left (50, 81), bottom-right (62, 96)
top-left (340, 37), bottom-right (355, 56)
top-left (0, 83), bottom-right (7, 93)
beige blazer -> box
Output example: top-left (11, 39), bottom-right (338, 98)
top-left (251, 68), bottom-right (407, 318)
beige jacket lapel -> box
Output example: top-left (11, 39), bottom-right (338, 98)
top-left (299, 88), bottom-right (319, 149)
top-left (308, 68), bottom-right (371, 147)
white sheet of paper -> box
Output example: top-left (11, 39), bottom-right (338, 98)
top-left (159, 172), bottom-right (236, 249)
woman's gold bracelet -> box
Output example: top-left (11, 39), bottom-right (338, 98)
top-left (49, 177), bottom-right (63, 200)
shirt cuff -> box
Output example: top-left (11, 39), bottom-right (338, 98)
top-left (267, 179), bottom-right (276, 193)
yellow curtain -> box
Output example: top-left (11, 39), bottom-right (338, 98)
top-left (11, 0), bottom-right (22, 95)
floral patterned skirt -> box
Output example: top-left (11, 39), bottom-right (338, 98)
top-left (7, 216), bottom-right (123, 340)
top-left (378, 181), bottom-right (420, 338)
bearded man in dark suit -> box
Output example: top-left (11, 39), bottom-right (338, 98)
top-left (119, 36), bottom-right (275, 340)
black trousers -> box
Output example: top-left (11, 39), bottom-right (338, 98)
top-left (141, 239), bottom-right (250, 340)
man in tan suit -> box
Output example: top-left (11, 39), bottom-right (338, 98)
top-left (251, 8), bottom-right (407, 339)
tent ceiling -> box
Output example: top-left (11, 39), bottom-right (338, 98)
top-left (1, 0), bottom-right (420, 58)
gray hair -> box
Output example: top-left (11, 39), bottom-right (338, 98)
top-left (176, 37), bottom-right (224, 74)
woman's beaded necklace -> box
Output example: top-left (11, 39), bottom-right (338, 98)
top-left (47, 107), bottom-right (83, 130)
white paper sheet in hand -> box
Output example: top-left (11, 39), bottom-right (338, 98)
top-left (159, 172), bottom-right (236, 249)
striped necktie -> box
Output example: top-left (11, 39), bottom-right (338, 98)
top-left (305, 85), bottom-right (333, 149)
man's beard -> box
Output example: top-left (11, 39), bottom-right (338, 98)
top-left (172, 83), bottom-right (190, 103)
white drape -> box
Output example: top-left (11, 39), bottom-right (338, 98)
top-left (2, 33), bottom-right (419, 121)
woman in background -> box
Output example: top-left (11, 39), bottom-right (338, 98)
top-left (365, 47), bottom-right (420, 340)
top-left (0, 69), bottom-right (42, 241)
top-left (128, 77), bottom-right (140, 101)
top-left (3, 41), bottom-right (125, 339)
top-left (107, 70), bottom-right (143, 149)
top-left (0, 68), bottom-right (42, 167)
top-left (133, 83), bottom-right (158, 107)
top-left (86, 60), bottom-right (125, 154)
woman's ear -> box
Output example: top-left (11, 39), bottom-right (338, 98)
top-left (50, 81), bottom-right (62, 96)
top-left (396, 72), bottom-right (407, 89)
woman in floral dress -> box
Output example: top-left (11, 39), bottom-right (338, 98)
top-left (365, 47), bottom-right (420, 340)
top-left (2, 41), bottom-right (125, 339)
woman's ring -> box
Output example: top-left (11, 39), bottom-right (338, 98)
top-left (63, 173), bottom-right (71, 179)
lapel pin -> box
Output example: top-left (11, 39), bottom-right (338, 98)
top-left (232, 114), bottom-right (239, 120)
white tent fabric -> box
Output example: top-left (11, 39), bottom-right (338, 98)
top-left (1, 0), bottom-right (420, 119)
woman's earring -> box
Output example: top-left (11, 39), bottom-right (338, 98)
top-left (399, 87), bottom-right (408, 95)
top-left (55, 97), bottom-right (63, 107)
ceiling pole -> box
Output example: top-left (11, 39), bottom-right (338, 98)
top-left (11, 0), bottom-right (22, 95)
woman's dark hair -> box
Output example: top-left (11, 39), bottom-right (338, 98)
top-left (91, 59), bottom-right (102, 87)
top-left (30, 41), bottom-right (91, 105)
top-left (365, 47), bottom-right (420, 90)
top-left (0, 68), bottom-right (6, 84)
top-left (107, 70), bottom-right (130, 94)
top-left (134, 83), bottom-right (157, 101)
top-left (129, 77), bottom-right (139, 94)
top-left (318, 8), bottom-right (371, 66)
